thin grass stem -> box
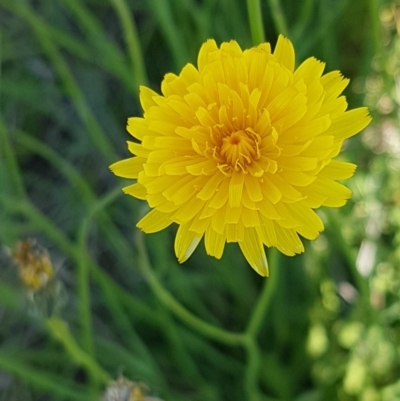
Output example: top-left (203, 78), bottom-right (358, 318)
top-left (75, 188), bottom-right (167, 385)
top-left (109, 0), bottom-right (149, 87)
top-left (46, 318), bottom-right (110, 384)
top-left (0, 352), bottom-right (94, 401)
top-left (246, 249), bottom-right (280, 336)
top-left (61, 0), bottom-right (134, 88)
top-left (367, 0), bottom-right (381, 56)
top-left (243, 335), bottom-right (262, 401)
top-left (243, 248), bottom-right (280, 400)
top-left (147, 0), bottom-right (188, 68)
top-left (246, 0), bottom-right (265, 45)
top-left (4, 1), bottom-right (116, 163)
top-left (267, 0), bottom-right (289, 37)
top-left (135, 232), bottom-right (245, 346)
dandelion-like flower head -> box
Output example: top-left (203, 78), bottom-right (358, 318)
top-left (111, 36), bottom-right (371, 276)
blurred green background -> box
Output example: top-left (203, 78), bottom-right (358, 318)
top-left (1, 0), bottom-right (400, 400)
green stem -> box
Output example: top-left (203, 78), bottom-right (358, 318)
top-left (267, 0), bottom-right (289, 37)
top-left (91, 264), bottom-right (157, 325)
top-left (109, 0), bottom-right (149, 87)
top-left (76, 189), bottom-right (166, 385)
top-left (246, 248), bottom-right (280, 336)
top-left (367, 0), bottom-right (381, 57)
top-left (76, 188), bottom-right (120, 355)
top-left (0, 352), bottom-right (94, 401)
top-left (243, 335), bottom-right (262, 401)
top-left (135, 232), bottom-right (245, 346)
top-left (156, 304), bottom-right (206, 385)
top-left (91, 262), bottom-right (167, 386)
top-left (246, 0), bottom-right (265, 44)
top-left (46, 318), bottom-right (110, 384)
top-left (243, 248), bottom-right (281, 400)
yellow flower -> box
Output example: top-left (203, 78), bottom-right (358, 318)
top-left (110, 36), bottom-right (371, 276)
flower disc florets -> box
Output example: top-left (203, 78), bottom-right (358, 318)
top-left (110, 36), bottom-right (371, 276)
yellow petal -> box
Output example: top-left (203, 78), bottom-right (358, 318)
top-left (257, 198), bottom-right (281, 220)
top-left (273, 224), bottom-right (304, 256)
top-left (165, 97), bottom-right (198, 125)
top-left (244, 175), bottom-right (263, 202)
top-left (318, 96), bottom-right (348, 118)
top-left (204, 227), bottom-right (226, 258)
top-left (143, 176), bottom-right (175, 195)
top-left (246, 47), bottom-right (272, 90)
top-left (109, 157), bottom-right (145, 179)
top-left (280, 115), bottom-right (331, 143)
top-left (169, 176), bottom-right (203, 205)
top-left (328, 108), bottom-right (372, 140)
top-left (279, 170), bottom-right (316, 187)
top-left (198, 39), bottom-right (219, 72)
top-left (127, 117), bottom-right (152, 141)
top-left (137, 209), bottom-right (173, 233)
top-left (197, 172), bottom-right (226, 201)
top-left (321, 70), bottom-right (349, 100)
top-left (285, 203), bottom-right (324, 239)
top-left (278, 156), bottom-right (318, 172)
top-left (273, 35), bottom-right (295, 73)
top-left (267, 174), bottom-right (304, 201)
top-left (209, 178), bottom-right (229, 209)
top-left (224, 204), bottom-right (242, 224)
top-left (186, 159), bottom-right (217, 175)
top-left (123, 183), bottom-right (147, 200)
top-left (226, 223), bottom-right (245, 242)
top-left (189, 213), bottom-right (211, 234)
top-left (320, 160), bottom-right (357, 180)
top-left (308, 177), bottom-right (352, 207)
top-left (127, 141), bottom-right (150, 157)
top-left (220, 40), bottom-right (243, 57)
top-left (175, 223), bottom-right (203, 262)
top-left (139, 86), bottom-right (159, 111)
top-left (256, 216), bottom-right (277, 247)
top-left (241, 208), bottom-right (261, 228)
top-left (173, 197), bottom-right (204, 224)
top-left (238, 228), bottom-right (269, 276)
top-left (211, 208), bottom-right (226, 234)
top-left (162, 63), bottom-right (200, 97)
top-left (229, 171), bottom-right (245, 207)
top-left (294, 57), bottom-right (325, 85)
top-left (300, 136), bottom-right (335, 159)
top-left (260, 175), bottom-right (282, 204)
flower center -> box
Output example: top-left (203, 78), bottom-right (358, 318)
top-left (220, 129), bottom-right (260, 171)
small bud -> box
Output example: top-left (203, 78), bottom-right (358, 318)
top-left (13, 239), bottom-right (54, 291)
top-left (102, 377), bottom-right (164, 401)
